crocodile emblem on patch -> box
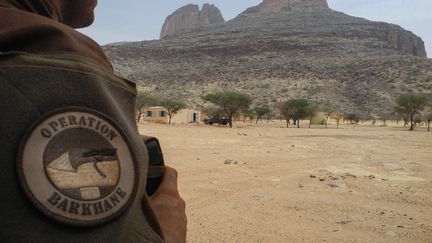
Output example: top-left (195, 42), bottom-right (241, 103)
top-left (17, 108), bottom-right (138, 226)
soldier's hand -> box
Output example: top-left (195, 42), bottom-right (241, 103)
top-left (149, 166), bottom-right (187, 243)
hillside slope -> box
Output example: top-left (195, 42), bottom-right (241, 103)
top-left (105, 0), bottom-right (432, 116)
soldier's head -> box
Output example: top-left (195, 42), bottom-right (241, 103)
top-left (0, 0), bottom-right (97, 28)
top-left (51, 0), bottom-right (98, 28)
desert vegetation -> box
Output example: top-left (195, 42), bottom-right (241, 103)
top-left (253, 105), bottom-right (272, 124)
top-left (160, 99), bottom-right (187, 124)
top-left (203, 91), bottom-right (252, 128)
top-left (135, 91), bottom-right (158, 123)
top-left (394, 94), bottom-right (429, 131)
top-left (135, 90), bottom-right (186, 123)
top-left (138, 90), bottom-right (431, 131)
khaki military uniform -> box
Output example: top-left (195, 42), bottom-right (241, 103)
top-left (0, 52), bottom-right (163, 242)
top-left (0, 2), bottom-right (164, 240)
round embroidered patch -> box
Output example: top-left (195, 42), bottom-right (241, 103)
top-left (17, 108), bottom-right (138, 226)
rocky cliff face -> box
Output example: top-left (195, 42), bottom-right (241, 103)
top-left (250, 0), bottom-right (329, 13)
top-left (106, 0), bottom-right (431, 116)
top-left (386, 29), bottom-right (426, 57)
top-left (160, 3), bottom-right (224, 39)
top-left (199, 3), bottom-right (225, 25)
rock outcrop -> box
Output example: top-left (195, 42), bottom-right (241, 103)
top-left (106, 0), bottom-right (431, 116)
top-left (246, 0), bottom-right (329, 13)
top-left (387, 29), bottom-right (426, 57)
top-left (160, 3), bottom-right (224, 39)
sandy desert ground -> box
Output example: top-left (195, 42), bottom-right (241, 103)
top-left (138, 121), bottom-right (432, 243)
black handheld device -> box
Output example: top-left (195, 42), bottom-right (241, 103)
top-left (142, 136), bottom-right (165, 196)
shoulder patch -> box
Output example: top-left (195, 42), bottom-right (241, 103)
top-left (17, 107), bottom-right (138, 226)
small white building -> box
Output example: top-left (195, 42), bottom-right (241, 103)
top-left (143, 106), bottom-right (201, 124)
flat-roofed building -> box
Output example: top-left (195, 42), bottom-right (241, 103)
top-left (142, 106), bottom-right (201, 124)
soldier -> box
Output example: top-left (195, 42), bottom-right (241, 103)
top-left (0, 0), bottom-right (186, 242)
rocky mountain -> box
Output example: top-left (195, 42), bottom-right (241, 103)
top-left (160, 3), bottom-right (224, 39)
top-left (105, 0), bottom-right (432, 117)
top-left (249, 0), bottom-right (329, 13)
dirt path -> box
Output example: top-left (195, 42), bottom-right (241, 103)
top-left (139, 122), bottom-right (432, 242)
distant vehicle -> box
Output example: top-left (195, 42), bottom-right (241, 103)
top-left (204, 116), bottom-right (230, 125)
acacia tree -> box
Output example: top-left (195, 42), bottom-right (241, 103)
top-left (394, 94), bottom-right (428, 131)
top-left (160, 99), bottom-right (187, 124)
top-left (306, 104), bottom-right (318, 128)
top-left (203, 91), bottom-right (252, 128)
top-left (291, 99), bottom-right (311, 128)
top-left (241, 108), bottom-right (255, 123)
top-left (279, 99), bottom-right (311, 128)
top-left (136, 91), bottom-right (158, 123)
top-left (254, 105), bottom-right (272, 124)
top-left (202, 105), bottom-right (224, 118)
top-left (247, 109), bottom-right (256, 123)
top-left (264, 111), bottom-right (275, 123)
top-left (345, 113), bottom-right (360, 124)
top-left (278, 101), bottom-right (294, 128)
top-left (394, 106), bottom-right (410, 127)
top-left (413, 116), bottom-right (423, 128)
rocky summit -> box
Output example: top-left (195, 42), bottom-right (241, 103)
top-left (105, 0), bottom-right (432, 116)
top-left (249, 0), bottom-right (329, 13)
top-left (160, 3), bottom-right (224, 39)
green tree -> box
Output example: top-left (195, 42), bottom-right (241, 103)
top-left (160, 99), bottom-right (187, 124)
top-left (203, 91), bottom-right (252, 128)
top-left (413, 116), bottom-right (423, 128)
top-left (202, 105), bottom-right (224, 118)
top-left (254, 105), bottom-right (272, 124)
top-left (394, 94), bottom-right (428, 131)
top-left (394, 106), bottom-right (410, 127)
top-left (291, 99), bottom-right (311, 128)
top-left (306, 104), bottom-right (318, 128)
top-left (264, 110), bottom-right (275, 123)
top-left (242, 108), bottom-right (255, 123)
top-left (279, 99), bottom-right (311, 128)
top-left (345, 113), bottom-right (360, 124)
top-left (279, 101), bottom-right (294, 128)
top-left (136, 91), bottom-right (158, 123)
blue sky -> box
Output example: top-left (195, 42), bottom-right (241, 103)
top-left (80, 0), bottom-right (431, 57)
